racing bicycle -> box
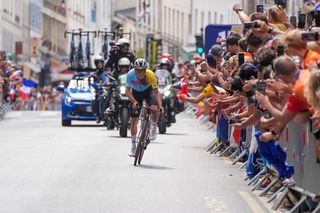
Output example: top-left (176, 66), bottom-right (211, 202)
top-left (64, 29), bottom-right (77, 68)
top-left (134, 107), bottom-right (157, 166)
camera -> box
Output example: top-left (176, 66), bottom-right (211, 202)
top-left (109, 41), bottom-right (120, 56)
top-left (244, 22), bottom-right (260, 29)
top-left (301, 32), bottom-right (319, 42)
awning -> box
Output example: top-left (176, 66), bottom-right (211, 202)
top-left (23, 62), bottom-right (41, 73)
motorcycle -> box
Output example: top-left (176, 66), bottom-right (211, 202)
top-left (158, 84), bottom-right (175, 134)
top-left (117, 73), bottom-right (131, 137)
top-left (104, 73), bottom-right (131, 137)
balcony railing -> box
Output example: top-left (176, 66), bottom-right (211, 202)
top-left (43, 0), bottom-right (66, 17)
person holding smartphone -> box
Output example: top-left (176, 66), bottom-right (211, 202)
top-left (283, 29), bottom-right (320, 69)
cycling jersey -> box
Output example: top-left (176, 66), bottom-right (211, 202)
top-left (126, 69), bottom-right (158, 92)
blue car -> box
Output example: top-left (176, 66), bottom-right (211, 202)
top-left (61, 72), bottom-right (96, 126)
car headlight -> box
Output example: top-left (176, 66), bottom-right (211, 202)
top-left (65, 96), bottom-right (72, 105)
top-left (164, 90), bottom-right (171, 97)
top-left (120, 86), bottom-right (126, 95)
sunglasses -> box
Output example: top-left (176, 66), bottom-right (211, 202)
top-left (135, 69), bottom-right (146, 73)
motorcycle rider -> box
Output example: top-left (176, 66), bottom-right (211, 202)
top-left (105, 38), bottom-right (136, 79)
top-left (155, 58), bottom-right (176, 123)
top-left (117, 57), bottom-right (132, 75)
top-left (92, 55), bottom-right (108, 123)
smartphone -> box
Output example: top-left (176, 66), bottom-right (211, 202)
top-left (298, 13), bottom-right (307, 29)
top-left (307, 12), bottom-right (314, 28)
top-left (229, 118), bottom-right (240, 125)
top-left (244, 22), bottom-right (260, 29)
top-left (277, 45), bottom-right (285, 56)
top-left (238, 52), bottom-right (245, 65)
top-left (257, 80), bottom-right (266, 95)
top-left (301, 32), bottom-right (319, 42)
top-left (290, 16), bottom-right (297, 28)
top-left (257, 5), bottom-right (264, 13)
top-left (274, 0), bottom-right (287, 9)
top-left (314, 10), bottom-right (320, 27)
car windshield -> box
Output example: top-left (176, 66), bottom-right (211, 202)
top-left (68, 77), bottom-right (94, 91)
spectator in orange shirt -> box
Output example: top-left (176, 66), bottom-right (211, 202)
top-left (284, 29), bottom-right (320, 69)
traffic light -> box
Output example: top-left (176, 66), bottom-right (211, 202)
top-left (195, 35), bottom-right (204, 55)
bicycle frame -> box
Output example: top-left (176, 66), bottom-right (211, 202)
top-left (77, 28), bottom-right (84, 68)
top-left (134, 107), bottom-right (158, 166)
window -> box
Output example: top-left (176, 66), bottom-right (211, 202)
top-left (172, 9), bottom-right (175, 36)
top-left (177, 11), bottom-right (180, 41)
top-left (181, 12), bottom-right (184, 43)
top-left (208, 11), bottom-right (211, 24)
top-left (164, 7), bottom-right (167, 34)
top-left (194, 9), bottom-right (198, 34)
top-left (168, 8), bottom-right (171, 36)
top-left (220, 14), bottom-right (223, 24)
top-left (201, 11), bottom-right (204, 29)
top-left (188, 14), bottom-right (192, 34)
top-left (214, 12), bottom-right (217, 24)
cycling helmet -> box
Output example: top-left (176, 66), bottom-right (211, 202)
top-left (118, 57), bottom-right (131, 71)
top-left (94, 55), bottom-right (105, 66)
top-left (117, 38), bottom-right (130, 46)
top-left (160, 53), bottom-right (173, 63)
top-left (134, 58), bottom-right (148, 70)
top-left (118, 57), bottom-right (131, 66)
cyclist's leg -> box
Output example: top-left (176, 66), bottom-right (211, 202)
top-left (128, 89), bottom-right (143, 156)
top-left (146, 88), bottom-right (160, 123)
top-left (146, 88), bottom-right (159, 140)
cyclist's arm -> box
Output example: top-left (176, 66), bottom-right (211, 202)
top-left (154, 89), bottom-right (162, 107)
top-left (125, 88), bottom-right (138, 105)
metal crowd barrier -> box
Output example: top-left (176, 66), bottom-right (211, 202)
top-left (185, 103), bottom-right (320, 212)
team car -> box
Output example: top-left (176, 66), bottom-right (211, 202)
top-left (61, 72), bottom-right (96, 126)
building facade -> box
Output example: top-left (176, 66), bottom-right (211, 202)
top-left (134, 0), bottom-right (244, 62)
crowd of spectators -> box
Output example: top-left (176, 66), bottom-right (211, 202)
top-left (178, 2), bottom-right (320, 187)
top-left (0, 55), bottom-right (63, 111)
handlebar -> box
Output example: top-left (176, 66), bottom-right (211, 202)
top-left (64, 29), bottom-right (97, 38)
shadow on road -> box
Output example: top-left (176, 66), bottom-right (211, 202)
top-left (66, 124), bottom-right (104, 127)
top-left (138, 164), bottom-right (174, 170)
top-left (163, 133), bottom-right (188, 136)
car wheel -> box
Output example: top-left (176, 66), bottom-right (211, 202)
top-left (62, 119), bottom-right (71, 126)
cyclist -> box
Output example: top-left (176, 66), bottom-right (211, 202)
top-left (105, 38), bottom-right (136, 78)
top-left (92, 55), bottom-right (108, 123)
top-left (126, 58), bottom-right (163, 157)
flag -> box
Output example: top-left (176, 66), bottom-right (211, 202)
top-left (177, 77), bottom-right (189, 103)
top-left (19, 79), bottom-right (37, 100)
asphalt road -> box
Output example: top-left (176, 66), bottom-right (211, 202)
top-left (0, 111), bottom-right (271, 213)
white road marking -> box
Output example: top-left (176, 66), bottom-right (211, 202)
top-left (40, 111), bottom-right (59, 117)
top-left (4, 111), bottom-right (23, 118)
top-left (203, 197), bottom-right (228, 212)
top-left (238, 191), bottom-right (267, 213)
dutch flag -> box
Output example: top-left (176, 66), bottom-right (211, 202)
top-left (19, 79), bottom-right (37, 100)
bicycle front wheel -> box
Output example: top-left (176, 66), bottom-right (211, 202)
top-left (134, 144), bottom-right (143, 166)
